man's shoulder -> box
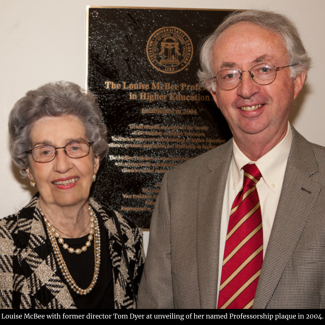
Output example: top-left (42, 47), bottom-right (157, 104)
top-left (310, 141), bottom-right (325, 153)
top-left (290, 128), bottom-right (325, 184)
top-left (309, 141), bottom-right (325, 169)
top-left (292, 127), bottom-right (325, 157)
top-left (168, 139), bottom-right (232, 177)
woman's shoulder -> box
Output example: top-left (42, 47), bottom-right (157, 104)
top-left (1, 195), bottom-right (39, 232)
top-left (0, 212), bottom-right (17, 232)
top-left (89, 197), bottom-right (141, 232)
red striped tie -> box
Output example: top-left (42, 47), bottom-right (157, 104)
top-left (218, 163), bottom-right (263, 309)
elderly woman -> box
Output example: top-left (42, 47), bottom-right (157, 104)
top-left (0, 81), bottom-right (144, 309)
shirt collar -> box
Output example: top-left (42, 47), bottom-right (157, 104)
top-left (232, 123), bottom-right (292, 193)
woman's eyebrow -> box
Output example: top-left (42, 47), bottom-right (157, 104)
top-left (32, 138), bottom-right (87, 147)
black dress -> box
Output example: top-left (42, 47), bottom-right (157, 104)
top-left (58, 213), bottom-right (114, 309)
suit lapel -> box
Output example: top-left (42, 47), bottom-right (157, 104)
top-left (92, 199), bottom-right (136, 309)
top-left (197, 141), bottom-right (233, 308)
top-left (254, 128), bottom-right (322, 308)
top-left (91, 200), bottom-right (124, 305)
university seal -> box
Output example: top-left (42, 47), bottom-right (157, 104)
top-left (146, 26), bottom-right (193, 74)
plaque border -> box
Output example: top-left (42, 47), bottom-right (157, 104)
top-left (85, 6), bottom-right (237, 90)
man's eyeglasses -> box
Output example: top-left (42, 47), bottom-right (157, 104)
top-left (212, 63), bottom-right (297, 90)
top-left (25, 141), bottom-right (94, 163)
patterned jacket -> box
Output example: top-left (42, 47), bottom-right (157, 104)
top-left (0, 196), bottom-right (145, 309)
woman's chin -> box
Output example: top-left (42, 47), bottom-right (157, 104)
top-left (39, 193), bottom-right (88, 210)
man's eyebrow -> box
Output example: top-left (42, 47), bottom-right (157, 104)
top-left (219, 55), bottom-right (273, 70)
top-left (220, 62), bottom-right (236, 69)
top-left (253, 55), bottom-right (272, 63)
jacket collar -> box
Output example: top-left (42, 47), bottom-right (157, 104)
top-left (197, 139), bottom-right (233, 308)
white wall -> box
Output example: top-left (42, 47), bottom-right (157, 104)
top-left (1, 0), bottom-right (325, 252)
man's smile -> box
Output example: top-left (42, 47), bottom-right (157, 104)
top-left (240, 104), bottom-right (263, 111)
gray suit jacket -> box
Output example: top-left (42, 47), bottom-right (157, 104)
top-left (138, 127), bottom-right (325, 309)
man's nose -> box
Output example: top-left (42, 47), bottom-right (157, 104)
top-left (236, 70), bottom-right (260, 98)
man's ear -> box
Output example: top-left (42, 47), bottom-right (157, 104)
top-left (293, 68), bottom-right (307, 100)
top-left (206, 79), bottom-right (220, 107)
top-left (209, 88), bottom-right (219, 107)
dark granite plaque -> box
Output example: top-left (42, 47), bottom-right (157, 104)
top-left (87, 7), bottom-right (233, 228)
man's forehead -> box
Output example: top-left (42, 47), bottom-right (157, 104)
top-left (219, 55), bottom-right (275, 69)
top-left (212, 22), bottom-right (289, 69)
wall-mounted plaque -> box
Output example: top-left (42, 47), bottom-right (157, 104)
top-left (87, 7), bottom-right (233, 228)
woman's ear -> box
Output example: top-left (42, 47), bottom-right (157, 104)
top-left (94, 156), bottom-right (100, 174)
top-left (25, 167), bottom-right (34, 181)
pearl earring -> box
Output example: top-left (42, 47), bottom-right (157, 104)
top-left (92, 174), bottom-right (96, 182)
top-left (30, 180), bottom-right (36, 188)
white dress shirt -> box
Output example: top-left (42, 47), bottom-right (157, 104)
top-left (216, 123), bottom-right (293, 303)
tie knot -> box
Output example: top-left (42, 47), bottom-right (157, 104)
top-left (242, 164), bottom-right (261, 187)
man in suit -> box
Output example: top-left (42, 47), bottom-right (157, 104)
top-left (138, 10), bottom-right (325, 309)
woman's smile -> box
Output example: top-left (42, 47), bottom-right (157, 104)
top-left (52, 176), bottom-right (79, 188)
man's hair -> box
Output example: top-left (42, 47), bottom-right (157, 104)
top-left (198, 10), bottom-right (312, 91)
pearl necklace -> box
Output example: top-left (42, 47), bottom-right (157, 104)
top-left (43, 209), bottom-right (94, 254)
top-left (50, 219), bottom-right (91, 240)
top-left (42, 206), bottom-right (101, 295)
